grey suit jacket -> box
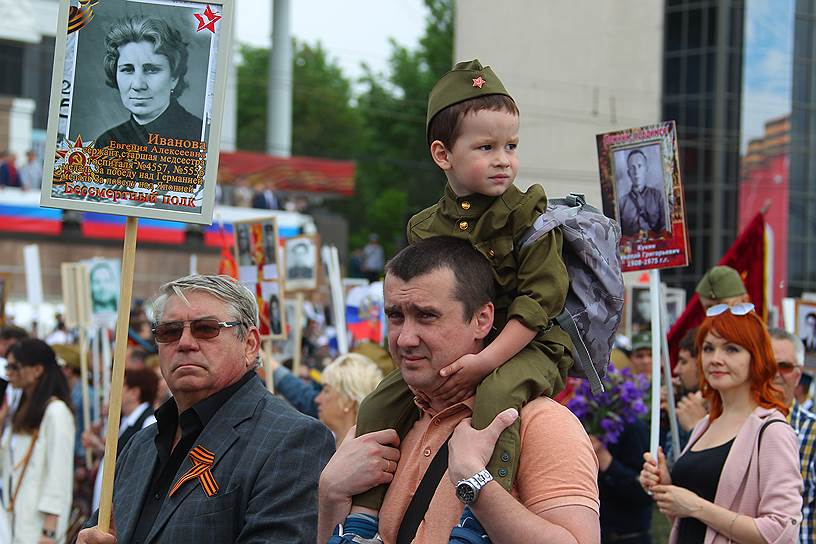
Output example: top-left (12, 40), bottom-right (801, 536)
top-left (88, 374), bottom-right (334, 543)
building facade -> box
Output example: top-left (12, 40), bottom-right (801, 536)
top-left (456, 0), bottom-right (816, 307)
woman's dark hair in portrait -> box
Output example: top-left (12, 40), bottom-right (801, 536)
top-left (103, 17), bottom-right (190, 97)
top-left (10, 338), bottom-right (72, 433)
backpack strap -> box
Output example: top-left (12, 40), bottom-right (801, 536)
top-left (396, 437), bottom-right (451, 544)
top-left (554, 310), bottom-right (605, 395)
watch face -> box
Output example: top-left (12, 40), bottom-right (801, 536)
top-left (456, 482), bottom-right (476, 504)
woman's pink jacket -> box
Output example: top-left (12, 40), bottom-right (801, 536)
top-left (669, 406), bottom-right (802, 544)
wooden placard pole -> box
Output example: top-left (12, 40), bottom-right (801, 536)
top-left (649, 269), bottom-right (662, 460)
top-left (264, 339), bottom-right (275, 394)
top-left (292, 292), bottom-right (304, 377)
top-left (77, 325), bottom-right (92, 469)
top-left (76, 263), bottom-right (93, 469)
top-left (92, 328), bottom-right (102, 423)
top-left (97, 217), bottom-right (138, 533)
top-left (61, 263), bottom-right (93, 469)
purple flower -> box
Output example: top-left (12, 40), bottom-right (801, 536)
top-left (565, 363), bottom-right (650, 446)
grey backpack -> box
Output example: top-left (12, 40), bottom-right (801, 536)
top-left (517, 193), bottom-right (624, 394)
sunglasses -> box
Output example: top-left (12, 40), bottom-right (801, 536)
top-left (706, 302), bottom-right (755, 318)
top-left (777, 361), bottom-right (802, 375)
top-left (152, 319), bottom-right (241, 344)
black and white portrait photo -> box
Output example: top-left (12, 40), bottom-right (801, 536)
top-left (796, 301), bottom-right (816, 359)
top-left (68, 0), bottom-right (211, 147)
top-left (85, 258), bottom-right (120, 327)
top-left (614, 144), bottom-right (671, 238)
top-left (235, 223), bottom-right (254, 267)
top-left (285, 236), bottom-right (318, 291)
top-left (262, 221), bottom-right (281, 281)
top-left (43, 0), bottom-right (233, 224)
top-left (629, 285), bottom-right (652, 336)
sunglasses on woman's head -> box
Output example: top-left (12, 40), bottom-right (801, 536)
top-left (705, 302), bottom-right (755, 318)
top-left (152, 319), bottom-right (241, 343)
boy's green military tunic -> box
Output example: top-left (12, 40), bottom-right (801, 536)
top-left (355, 183), bottom-right (574, 507)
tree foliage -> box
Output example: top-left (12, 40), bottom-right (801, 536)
top-left (235, 0), bottom-right (454, 258)
top-left (236, 40), bottom-right (361, 157)
top-left (334, 0), bottom-right (454, 254)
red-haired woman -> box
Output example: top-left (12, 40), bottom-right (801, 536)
top-left (640, 303), bottom-right (802, 544)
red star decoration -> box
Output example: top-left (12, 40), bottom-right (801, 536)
top-left (472, 76), bottom-right (487, 88)
top-left (195, 5), bottom-right (221, 33)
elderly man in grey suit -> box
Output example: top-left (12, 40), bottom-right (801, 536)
top-left (78, 274), bottom-right (334, 544)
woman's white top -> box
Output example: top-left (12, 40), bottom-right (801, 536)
top-left (0, 400), bottom-right (75, 543)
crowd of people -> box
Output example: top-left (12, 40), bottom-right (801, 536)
top-left (0, 58), bottom-right (811, 544)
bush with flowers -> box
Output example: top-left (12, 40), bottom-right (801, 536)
top-left (566, 363), bottom-right (650, 445)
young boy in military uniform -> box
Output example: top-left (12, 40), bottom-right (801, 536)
top-left (340, 60), bottom-right (574, 540)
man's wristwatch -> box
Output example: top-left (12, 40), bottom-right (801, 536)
top-left (41, 528), bottom-right (56, 540)
top-left (455, 469), bottom-right (493, 504)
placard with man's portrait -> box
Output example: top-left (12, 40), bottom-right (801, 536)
top-left (597, 122), bottom-right (690, 273)
top-left (285, 236), bottom-right (319, 292)
top-left (40, 0), bottom-right (234, 224)
top-left (795, 299), bottom-right (816, 364)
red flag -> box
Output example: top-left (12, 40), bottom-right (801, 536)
top-left (217, 227), bottom-right (238, 279)
top-left (666, 212), bottom-right (766, 364)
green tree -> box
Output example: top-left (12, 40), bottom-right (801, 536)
top-left (236, 40), bottom-right (361, 158)
top-left (335, 0), bottom-right (454, 255)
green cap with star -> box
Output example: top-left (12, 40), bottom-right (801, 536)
top-left (695, 266), bottom-right (747, 300)
top-left (632, 332), bottom-right (652, 352)
top-left (426, 59), bottom-right (513, 140)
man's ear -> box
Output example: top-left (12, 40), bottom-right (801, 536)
top-left (244, 327), bottom-right (261, 367)
top-left (473, 302), bottom-right (494, 340)
top-left (430, 140), bottom-right (452, 170)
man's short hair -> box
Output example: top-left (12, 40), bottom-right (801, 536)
top-left (152, 274), bottom-right (259, 341)
top-left (627, 149), bottom-right (647, 165)
top-left (427, 94), bottom-right (519, 150)
top-left (385, 237), bottom-right (495, 319)
top-left (0, 325), bottom-right (28, 342)
top-left (768, 328), bottom-right (806, 366)
top-left (679, 327), bottom-right (698, 357)
top-left (124, 367), bottom-right (160, 405)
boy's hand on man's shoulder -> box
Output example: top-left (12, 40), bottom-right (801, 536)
top-left (434, 353), bottom-right (493, 404)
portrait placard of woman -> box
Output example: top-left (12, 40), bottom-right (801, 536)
top-left (95, 17), bottom-right (203, 147)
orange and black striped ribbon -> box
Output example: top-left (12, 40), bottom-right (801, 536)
top-left (168, 445), bottom-right (219, 498)
top-left (67, 0), bottom-right (97, 34)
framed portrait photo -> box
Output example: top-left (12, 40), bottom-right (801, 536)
top-left (795, 299), bottom-right (816, 364)
top-left (82, 258), bottom-right (121, 328)
top-left (232, 217), bottom-right (287, 340)
top-left (285, 235), bottom-right (319, 292)
top-left (597, 122), bottom-right (690, 273)
top-left (40, 0), bottom-right (234, 224)
top-left (627, 285), bottom-right (652, 337)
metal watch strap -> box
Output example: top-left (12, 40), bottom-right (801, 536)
top-left (468, 469), bottom-right (492, 488)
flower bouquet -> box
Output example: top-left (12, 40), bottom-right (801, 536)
top-left (566, 364), bottom-right (649, 445)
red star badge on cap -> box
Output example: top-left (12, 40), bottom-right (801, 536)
top-left (472, 76), bottom-right (487, 88)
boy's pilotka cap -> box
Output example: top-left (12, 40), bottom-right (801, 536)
top-left (695, 266), bottom-right (747, 300)
top-left (426, 59), bottom-right (513, 140)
